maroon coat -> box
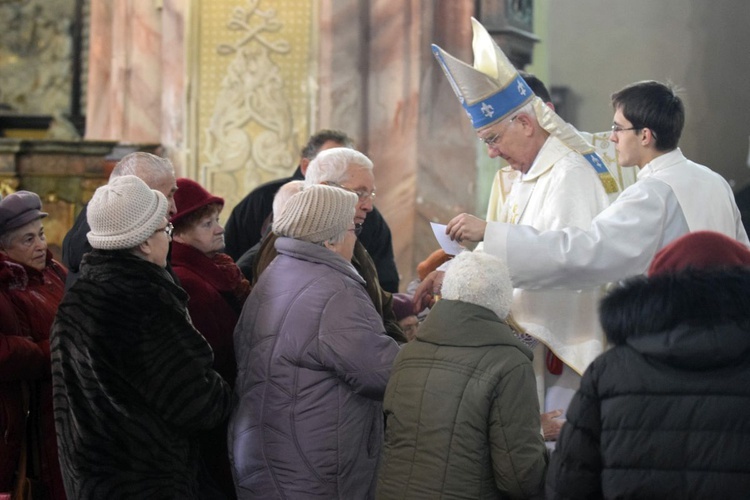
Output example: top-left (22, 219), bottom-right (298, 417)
top-left (170, 242), bottom-right (250, 387)
top-left (170, 241), bottom-right (250, 498)
top-left (0, 251), bottom-right (66, 499)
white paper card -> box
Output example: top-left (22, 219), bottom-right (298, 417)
top-left (430, 222), bottom-right (466, 256)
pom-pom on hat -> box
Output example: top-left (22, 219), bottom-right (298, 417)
top-left (0, 191), bottom-right (48, 236)
top-left (272, 184), bottom-right (358, 244)
top-left (441, 251), bottom-right (513, 320)
top-left (171, 178), bottom-right (224, 226)
top-left (87, 175), bottom-right (168, 250)
top-left (648, 231), bottom-right (750, 277)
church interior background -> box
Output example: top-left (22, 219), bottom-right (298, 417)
top-left (2, 0), bottom-right (749, 289)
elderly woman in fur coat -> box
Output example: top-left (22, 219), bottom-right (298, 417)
top-left (547, 231), bottom-right (750, 499)
top-left (377, 251), bottom-right (548, 500)
top-left (51, 176), bottom-right (232, 499)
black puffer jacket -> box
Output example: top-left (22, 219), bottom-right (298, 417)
top-left (546, 268), bottom-right (750, 500)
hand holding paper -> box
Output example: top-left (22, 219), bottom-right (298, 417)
top-left (430, 222), bottom-right (466, 256)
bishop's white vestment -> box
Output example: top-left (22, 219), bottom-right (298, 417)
top-left (480, 135), bottom-right (610, 427)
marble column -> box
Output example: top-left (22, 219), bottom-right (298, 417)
top-left (161, 0), bottom-right (188, 174)
top-left (318, 0), bottom-right (477, 288)
top-left (85, 0), bottom-right (162, 145)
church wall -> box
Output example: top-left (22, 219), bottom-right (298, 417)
top-left (544, 0), bottom-right (750, 190)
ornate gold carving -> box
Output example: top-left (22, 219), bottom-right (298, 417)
top-left (203, 0), bottom-right (296, 197)
top-left (0, 177), bottom-right (19, 197)
top-left (191, 0), bottom-right (314, 214)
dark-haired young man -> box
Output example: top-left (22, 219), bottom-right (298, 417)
top-left (440, 80), bottom-right (748, 292)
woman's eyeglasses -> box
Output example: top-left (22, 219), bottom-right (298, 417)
top-left (155, 222), bottom-right (174, 238)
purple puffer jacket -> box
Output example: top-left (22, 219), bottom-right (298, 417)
top-left (229, 237), bottom-right (400, 499)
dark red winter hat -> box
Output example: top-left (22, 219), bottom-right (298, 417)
top-left (648, 231), bottom-right (750, 277)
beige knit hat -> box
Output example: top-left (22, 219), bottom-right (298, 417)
top-left (272, 184), bottom-right (357, 244)
top-left (87, 175), bottom-right (168, 250)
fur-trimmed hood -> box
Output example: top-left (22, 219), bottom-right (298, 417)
top-left (599, 268), bottom-right (750, 369)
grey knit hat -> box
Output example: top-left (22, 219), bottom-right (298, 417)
top-left (87, 175), bottom-right (168, 250)
top-left (272, 184), bottom-right (358, 243)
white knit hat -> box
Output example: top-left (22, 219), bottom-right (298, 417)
top-left (272, 184), bottom-right (357, 243)
top-left (441, 251), bottom-right (513, 320)
top-left (87, 175), bottom-right (168, 250)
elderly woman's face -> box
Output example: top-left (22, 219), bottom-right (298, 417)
top-left (174, 208), bottom-right (225, 257)
top-left (0, 219), bottom-right (47, 271)
top-left (326, 224), bottom-right (358, 262)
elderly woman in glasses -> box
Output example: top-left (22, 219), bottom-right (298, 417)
top-left (229, 184), bottom-right (400, 499)
top-left (0, 191), bottom-right (67, 499)
top-left (170, 178), bottom-right (250, 499)
top-left (51, 175), bottom-right (232, 499)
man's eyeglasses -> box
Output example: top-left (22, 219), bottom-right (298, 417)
top-left (479, 115), bottom-right (518, 147)
top-left (350, 189), bottom-right (376, 202)
top-left (156, 222), bottom-right (174, 238)
top-left (327, 182), bottom-right (376, 202)
top-left (480, 133), bottom-right (501, 147)
top-left (610, 124), bottom-right (640, 133)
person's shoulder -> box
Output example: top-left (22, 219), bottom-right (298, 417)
top-left (230, 175), bottom-right (292, 216)
top-left (252, 176), bottom-right (292, 196)
top-left (556, 149), bottom-right (604, 175)
top-left (486, 340), bottom-right (534, 372)
top-left (368, 205), bottom-right (385, 221)
top-left (171, 264), bottom-right (204, 288)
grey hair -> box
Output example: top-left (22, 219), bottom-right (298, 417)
top-left (304, 147), bottom-right (373, 187)
top-left (301, 129), bottom-right (355, 160)
top-left (0, 231), bottom-right (13, 249)
top-left (322, 226), bottom-right (349, 246)
top-left (109, 152), bottom-right (174, 187)
top-left (512, 102), bottom-right (536, 123)
top-left (272, 180), bottom-right (305, 219)
top-left (0, 221), bottom-right (41, 249)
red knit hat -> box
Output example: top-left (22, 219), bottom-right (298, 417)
top-left (171, 178), bottom-right (224, 225)
top-left (648, 231), bottom-right (750, 277)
